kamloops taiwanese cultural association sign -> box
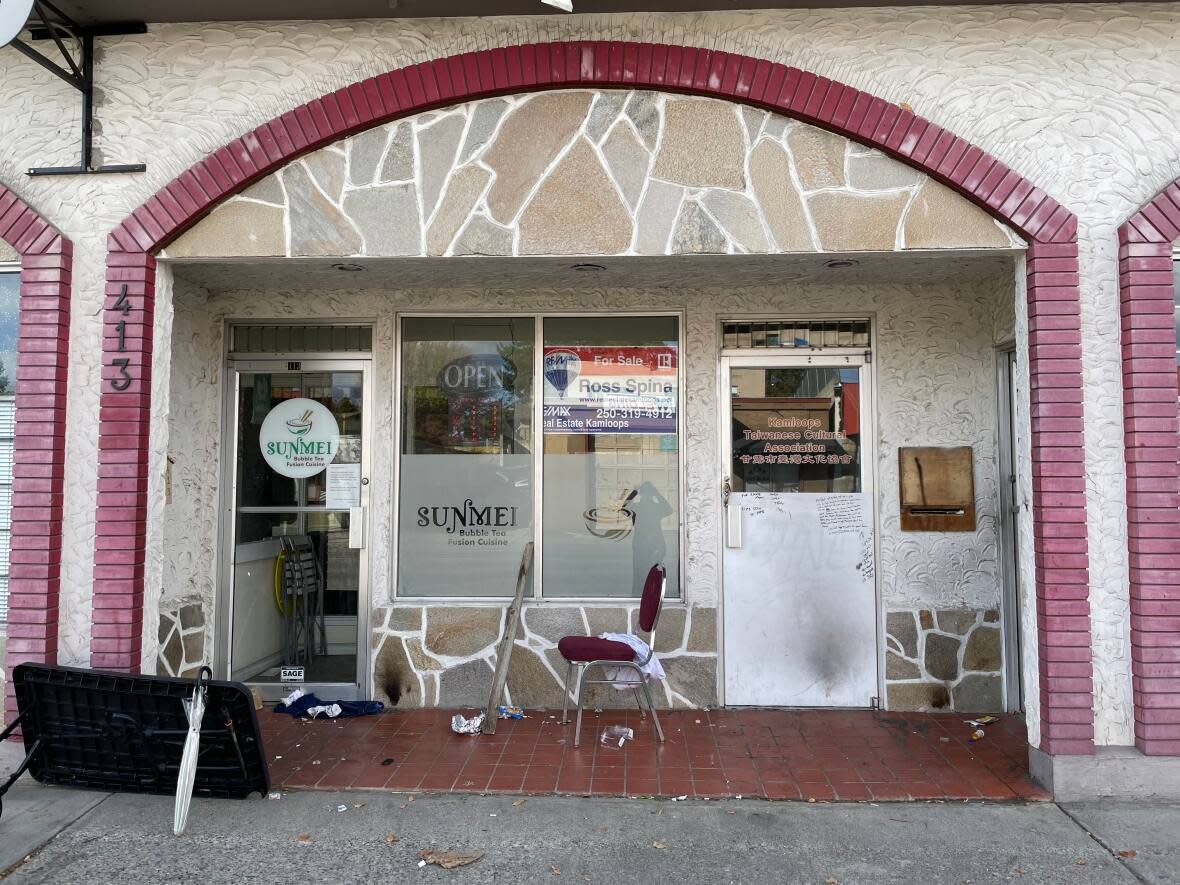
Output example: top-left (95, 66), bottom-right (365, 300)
top-left (259, 398), bottom-right (340, 478)
top-left (542, 346), bottom-right (677, 434)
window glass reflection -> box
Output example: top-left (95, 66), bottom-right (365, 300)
top-left (398, 318), bottom-right (534, 597)
top-left (542, 316), bottom-right (680, 599)
top-left (730, 367), bottom-right (861, 493)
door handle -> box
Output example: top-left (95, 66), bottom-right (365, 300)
top-left (348, 506), bottom-right (366, 549)
top-left (724, 477), bottom-right (742, 548)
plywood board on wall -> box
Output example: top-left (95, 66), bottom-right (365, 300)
top-left (898, 446), bottom-right (975, 532)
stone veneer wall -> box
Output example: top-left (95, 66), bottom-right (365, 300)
top-left (161, 90), bottom-right (1021, 262)
top-left (373, 604), bottom-right (717, 709)
top-left (885, 608), bottom-right (1004, 713)
top-left (156, 600), bottom-right (209, 679)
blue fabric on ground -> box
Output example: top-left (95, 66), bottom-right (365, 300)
top-left (273, 692), bottom-right (384, 718)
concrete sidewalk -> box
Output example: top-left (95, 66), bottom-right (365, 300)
top-left (2, 776), bottom-right (1177, 884)
top-left (0, 742), bottom-right (110, 876)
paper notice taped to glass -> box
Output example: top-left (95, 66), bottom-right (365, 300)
top-left (326, 462), bottom-right (361, 508)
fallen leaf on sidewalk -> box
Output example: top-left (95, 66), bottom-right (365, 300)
top-left (1075, 859), bottom-right (1086, 866)
top-left (385, 833), bottom-right (397, 845)
top-left (825, 878), bottom-right (839, 884)
top-left (1118, 850), bottom-right (1137, 859)
top-left (652, 840), bottom-right (667, 849)
top-left (513, 799), bottom-right (526, 806)
top-left (550, 865), bottom-right (562, 875)
top-left (419, 849), bottom-right (484, 870)
top-left (296, 834), bottom-right (311, 843)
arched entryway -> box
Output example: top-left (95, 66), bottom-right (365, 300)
top-left (1118, 187), bottom-right (1180, 757)
top-left (97, 40), bottom-right (1092, 757)
top-left (0, 183), bottom-right (72, 725)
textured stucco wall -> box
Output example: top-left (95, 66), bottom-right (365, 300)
top-left (155, 273), bottom-right (1014, 707)
top-left (1, 4), bottom-right (1174, 739)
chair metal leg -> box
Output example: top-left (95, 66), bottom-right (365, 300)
top-left (639, 677), bottom-right (665, 743)
top-left (573, 664), bottom-right (589, 749)
top-left (632, 686), bottom-right (647, 719)
top-left (561, 660), bottom-right (574, 725)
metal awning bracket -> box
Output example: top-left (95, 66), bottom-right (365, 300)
top-left (6, 0), bottom-right (146, 175)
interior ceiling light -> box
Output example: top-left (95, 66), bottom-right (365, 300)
top-left (824, 258), bottom-right (859, 269)
top-left (541, 0), bottom-right (574, 11)
top-left (332, 263), bottom-right (366, 272)
top-left (570, 263), bottom-right (606, 273)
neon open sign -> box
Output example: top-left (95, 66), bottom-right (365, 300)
top-left (437, 354), bottom-right (516, 400)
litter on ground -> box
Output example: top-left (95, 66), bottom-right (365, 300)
top-left (419, 849), bottom-right (484, 869)
top-left (601, 725), bottom-right (633, 747)
top-left (450, 712), bottom-right (485, 734)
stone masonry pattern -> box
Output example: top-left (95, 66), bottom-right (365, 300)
top-left (371, 604), bottom-right (718, 710)
top-left (155, 601), bottom-right (208, 680)
top-left (163, 90), bottom-right (1021, 261)
top-left (885, 608), bottom-right (1004, 714)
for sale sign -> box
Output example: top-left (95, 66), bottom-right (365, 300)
top-left (542, 346), bottom-right (677, 435)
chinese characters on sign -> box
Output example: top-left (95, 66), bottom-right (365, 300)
top-left (542, 346), bottom-right (677, 435)
top-left (736, 415), bottom-right (853, 466)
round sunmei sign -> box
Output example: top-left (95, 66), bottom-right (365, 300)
top-left (259, 398), bottom-right (340, 478)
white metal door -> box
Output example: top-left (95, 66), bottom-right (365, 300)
top-left (721, 353), bottom-right (878, 707)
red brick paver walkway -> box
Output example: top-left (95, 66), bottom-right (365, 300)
top-left (259, 708), bottom-right (1047, 801)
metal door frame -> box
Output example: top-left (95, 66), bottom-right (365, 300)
top-left (718, 348), bottom-right (881, 707)
top-left (216, 356), bottom-right (374, 701)
top-left (996, 345), bottom-right (1024, 711)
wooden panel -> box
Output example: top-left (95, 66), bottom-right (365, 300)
top-left (898, 446), bottom-right (975, 532)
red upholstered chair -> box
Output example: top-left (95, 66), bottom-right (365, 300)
top-left (557, 564), bottom-right (667, 748)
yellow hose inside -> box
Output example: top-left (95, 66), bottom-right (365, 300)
top-left (273, 547), bottom-right (289, 616)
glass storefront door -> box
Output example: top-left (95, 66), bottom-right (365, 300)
top-left (721, 354), bottom-right (878, 707)
top-left (224, 360), bottom-right (370, 700)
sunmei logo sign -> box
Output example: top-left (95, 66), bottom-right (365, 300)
top-left (259, 397), bottom-right (341, 478)
top-left (417, 498), bottom-right (519, 549)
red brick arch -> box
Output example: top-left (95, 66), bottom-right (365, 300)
top-left (100, 40), bottom-right (1092, 755)
top-left (1119, 187), bottom-right (1180, 756)
top-left (0, 183), bottom-right (72, 726)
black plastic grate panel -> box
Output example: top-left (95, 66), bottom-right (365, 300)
top-left (13, 664), bottom-right (269, 799)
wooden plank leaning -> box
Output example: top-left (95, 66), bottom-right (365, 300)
top-left (481, 541), bottom-right (534, 735)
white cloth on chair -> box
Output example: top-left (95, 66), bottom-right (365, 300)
top-left (598, 632), bottom-right (666, 688)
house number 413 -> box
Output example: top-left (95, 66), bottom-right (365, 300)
top-left (109, 284), bottom-right (132, 391)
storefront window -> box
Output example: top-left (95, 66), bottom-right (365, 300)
top-left (0, 268), bottom-right (14, 623)
top-left (396, 315), bottom-right (682, 600)
top-left (398, 318), bottom-right (534, 597)
top-left (541, 317), bottom-right (680, 599)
